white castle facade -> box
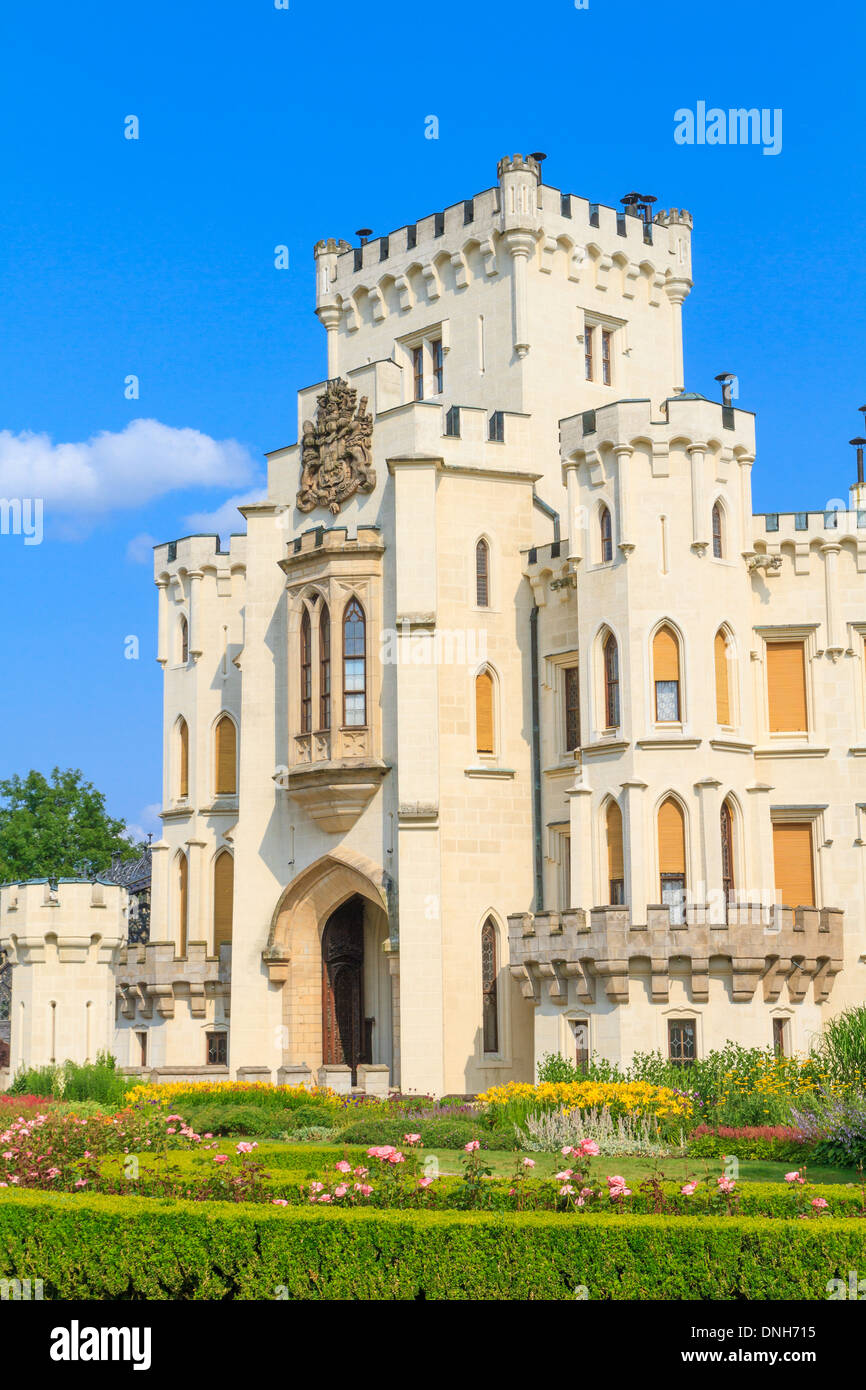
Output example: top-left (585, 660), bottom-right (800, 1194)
top-left (2, 153), bottom-right (864, 1095)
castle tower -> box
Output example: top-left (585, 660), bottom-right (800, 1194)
top-left (0, 880), bottom-right (127, 1072)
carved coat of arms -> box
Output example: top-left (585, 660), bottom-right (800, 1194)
top-left (296, 378), bottom-right (375, 514)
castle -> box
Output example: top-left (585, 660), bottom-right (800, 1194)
top-left (2, 153), bottom-right (863, 1095)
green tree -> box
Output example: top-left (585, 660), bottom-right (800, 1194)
top-left (0, 767), bottom-right (139, 883)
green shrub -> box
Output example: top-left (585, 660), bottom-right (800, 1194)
top-left (2, 1190), bottom-right (865, 1299)
top-left (280, 1104), bottom-right (338, 1132)
top-left (687, 1128), bottom-right (813, 1162)
top-left (336, 1117), bottom-right (511, 1149)
top-left (9, 1053), bottom-right (128, 1107)
top-left (180, 1104), bottom-right (284, 1137)
top-left (812, 1006), bottom-right (866, 1087)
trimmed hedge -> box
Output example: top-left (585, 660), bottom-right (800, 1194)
top-left (2, 1189), bottom-right (865, 1299)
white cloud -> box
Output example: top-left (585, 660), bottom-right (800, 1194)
top-left (0, 418), bottom-right (257, 520)
top-left (124, 802), bottom-right (162, 845)
top-left (125, 531), bottom-right (158, 564)
top-left (184, 487), bottom-right (268, 540)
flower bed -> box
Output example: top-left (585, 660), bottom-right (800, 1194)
top-left (687, 1124), bottom-right (813, 1161)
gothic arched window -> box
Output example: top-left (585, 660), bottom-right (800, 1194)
top-left (481, 918), bottom-right (499, 1054)
top-left (476, 539), bottom-right (490, 607)
top-left (300, 609), bottom-right (312, 733)
top-left (343, 598), bottom-right (366, 726)
top-left (600, 505), bottom-right (613, 563)
top-left (319, 604), bottom-right (331, 731)
top-left (603, 632), bottom-right (620, 728)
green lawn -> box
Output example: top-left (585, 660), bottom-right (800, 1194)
top-left (421, 1149), bottom-right (861, 1185)
top-left (214, 1137), bottom-right (860, 1187)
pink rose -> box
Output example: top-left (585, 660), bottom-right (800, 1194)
top-left (214, 1154), bottom-right (229, 1165)
top-left (522, 1158), bottom-right (536, 1168)
top-left (403, 1133), bottom-right (422, 1146)
top-left (464, 1140), bottom-right (481, 1153)
top-left (334, 1184), bottom-right (348, 1198)
top-left (681, 1182), bottom-right (698, 1196)
top-left (578, 1140), bottom-right (600, 1157)
top-left (272, 1198), bottom-right (288, 1206)
top-left (811, 1197), bottom-right (828, 1209)
top-left (335, 1160), bottom-right (352, 1173)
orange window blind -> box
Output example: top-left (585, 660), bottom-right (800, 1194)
top-left (653, 626), bottom-right (680, 682)
top-left (714, 630), bottom-right (731, 725)
top-left (607, 800), bottom-right (624, 882)
top-left (179, 720), bottom-right (189, 799)
top-left (475, 671), bottom-right (494, 754)
top-left (215, 716), bottom-right (237, 795)
top-left (658, 798), bottom-right (686, 875)
top-left (772, 822), bottom-right (815, 908)
top-left (213, 851), bottom-right (234, 951)
top-left (767, 641), bottom-right (807, 732)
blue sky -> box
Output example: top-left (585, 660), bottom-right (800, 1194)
top-left (0, 0), bottom-right (863, 840)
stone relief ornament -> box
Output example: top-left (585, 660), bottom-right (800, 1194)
top-left (296, 378), bottom-right (375, 514)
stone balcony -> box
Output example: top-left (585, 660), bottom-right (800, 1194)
top-left (506, 904), bottom-right (844, 1007)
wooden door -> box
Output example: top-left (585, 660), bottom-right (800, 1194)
top-left (322, 898), bottom-right (365, 1084)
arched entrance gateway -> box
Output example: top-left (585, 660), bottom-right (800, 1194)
top-left (264, 852), bottom-right (396, 1086)
top-left (321, 895), bottom-right (368, 1083)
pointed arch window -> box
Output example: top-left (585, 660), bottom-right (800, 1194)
top-left (300, 609), bottom-right (312, 733)
top-left (600, 505), bottom-right (613, 563)
top-left (712, 503), bottom-right (723, 559)
top-left (658, 796), bottom-right (686, 924)
top-left (603, 632), bottom-right (620, 728)
top-left (178, 718), bottom-right (189, 800)
top-left (343, 598), bottom-right (367, 726)
top-left (653, 624), bottom-right (681, 722)
top-left (714, 629), bottom-right (731, 726)
top-left (606, 799), bottom-right (625, 904)
top-left (214, 714), bottom-right (237, 796)
top-left (179, 615), bottom-right (189, 664)
top-left (213, 850), bottom-right (234, 953)
top-left (319, 604), bottom-right (331, 731)
top-left (720, 800), bottom-right (735, 916)
top-left (475, 539), bottom-right (490, 607)
top-left (475, 669), bottom-right (495, 754)
top-left (177, 852), bottom-right (189, 956)
top-left (481, 918), bottom-right (499, 1054)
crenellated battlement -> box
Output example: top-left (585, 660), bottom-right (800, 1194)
top-left (153, 531), bottom-right (247, 582)
top-left (0, 878), bottom-right (128, 952)
top-left (508, 905), bottom-right (844, 1008)
top-left (115, 941), bottom-right (231, 1022)
top-left (317, 153), bottom-right (691, 304)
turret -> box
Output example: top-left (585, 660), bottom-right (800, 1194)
top-left (0, 880), bottom-right (127, 1072)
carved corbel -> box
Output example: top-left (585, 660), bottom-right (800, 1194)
top-left (421, 262), bottom-right (441, 301)
top-left (394, 274), bottom-right (414, 312)
top-left (450, 251), bottom-right (469, 289)
top-left (731, 957), bottom-right (764, 1002)
top-left (479, 237), bottom-right (498, 277)
top-left (650, 957), bottom-right (669, 1003)
top-left (762, 957), bottom-right (792, 1004)
top-left (690, 957), bottom-right (710, 1003)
